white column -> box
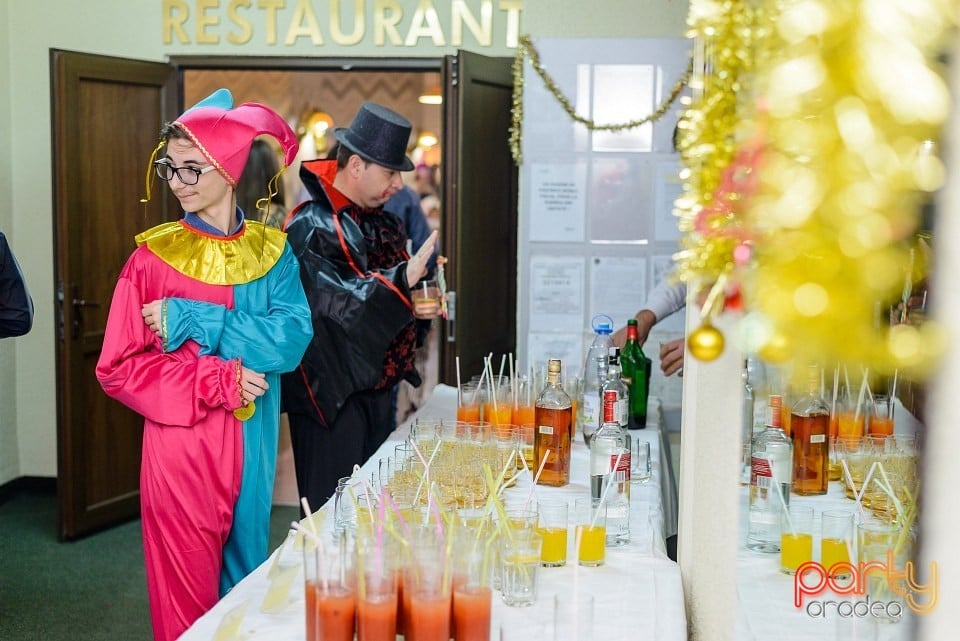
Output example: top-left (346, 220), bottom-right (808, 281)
top-left (677, 308), bottom-right (743, 641)
top-left (917, 34), bottom-right (960, 641)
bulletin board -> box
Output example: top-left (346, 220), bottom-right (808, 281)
top-left (516, 37), bottom-right (691, 409)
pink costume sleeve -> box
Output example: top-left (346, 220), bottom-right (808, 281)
top-left (96, 275), bottom-right (244, 427)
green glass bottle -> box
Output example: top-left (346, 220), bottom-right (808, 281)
top-left (620, 319), bottom-right (651, 429)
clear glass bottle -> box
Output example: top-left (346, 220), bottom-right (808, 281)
top-left (746, 395), bottom-right (793, 552)
top-left (601, 346), bottom-right (630, 431)
top-left (620, 319), bottom-right (651, 429)
top-left (791, 365), bottom-right (830, 496)
top-left (590, 390), bottom-right (631, 545)
top-left (580, 353), bottom-right (607, 447)
top-left (534, 359), bottom-right (573, 487)
top-left (741, 359), bottom-right (755, 484)
top-left (581, 317), bottom-right (613, 437)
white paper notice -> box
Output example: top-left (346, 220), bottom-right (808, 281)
top-left (527, 332), bottom-right (583, 375)
top-left (529, 256), bottom-right (585, 331)
top-left (529, 162), bottom-right (587, 242)
top-left (588, 256), bottom-right (647, 328)
top-left (654, 161), bottom-right (683, 242)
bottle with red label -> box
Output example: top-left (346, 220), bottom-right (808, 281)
top-left (746, 395), bottom-right (793, 552)
top-left (590, 390), bottom-right (631, 546)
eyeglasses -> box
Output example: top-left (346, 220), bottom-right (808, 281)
top-left (153, 160), bottom-right (217, 185)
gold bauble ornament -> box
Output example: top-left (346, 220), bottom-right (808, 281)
top-left (688, 322), bottom-right (725, 362)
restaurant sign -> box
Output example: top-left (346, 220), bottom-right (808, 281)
top-left (162, 0), bottom-right (523, 48)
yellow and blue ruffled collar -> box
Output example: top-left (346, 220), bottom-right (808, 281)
top-left (135, 220), bottom-right (285, 285)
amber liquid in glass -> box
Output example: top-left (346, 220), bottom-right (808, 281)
top-left (534, 406), bottom-right (572, 487)
top-left (791, 412), bottom-right (829, 495)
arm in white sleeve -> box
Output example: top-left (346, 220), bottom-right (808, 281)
top-left (642, 280), bottom-right (687, 323)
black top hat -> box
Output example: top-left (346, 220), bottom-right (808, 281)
top-left (333, 102), bottom-right (414, 172)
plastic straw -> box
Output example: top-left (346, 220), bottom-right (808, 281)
top-left (523, 448), bottom-right (551, 511)
top-left (497, 354), bottom-right (507, 387)
top-left (289, 521), bottom-right (328, 591)
top-left (591, 451), bottom-right (624, 528)
top-left (472, 366), bottom-right (488, 405)
top-left (456, 355), bottom-right (462, 406)
top-left (853, 368), bottom-right (869, 423)
top-left (839, 459), bottom-right (868, 522)
top-left (875, 461), bottom-right (905, 518)
top-left (301, 497), bottom-right (318, 537)
top-left (889, 370), bottom-right (899, 420)
top-left (831, 365), bottom-right (839, 416)
top-left (769, 473), bottom-right (795, 536)
top-left (484, 356), bottom-right (499, 417)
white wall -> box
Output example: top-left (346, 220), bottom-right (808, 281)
top-left (0, 0), bottom-right (688, 480)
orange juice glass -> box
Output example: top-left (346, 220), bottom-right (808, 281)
top-left (837, 410), bottom-right (865, 440)
top-left (452, 584), bottom-right (491, 641)
top-left (357, 592), bottom-right (396, 641)
top-left (304, 538), bottom-right (356, 641)
top-left (779, 505), bottom-right (814, 575)
top-left (407, 590), bottom-right (451, 641)
top-left (821, 538), bottom-right (851, 574)
top-left (483, 402), bottom-right (513, 426)
top-left (306, 583), bottom-right (356, 641)
top-left (513, 403), bottom-right (536, 427)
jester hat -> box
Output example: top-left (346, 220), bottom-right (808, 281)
top-left (173, 88), bottom-right (298, 187)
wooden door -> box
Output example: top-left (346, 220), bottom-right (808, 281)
top-left (439, 51), bottom-right (518, 384)
top-left (52, 50), bottom-right (177, 539)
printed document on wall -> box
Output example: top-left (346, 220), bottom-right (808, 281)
top-left (529, 256), bottom-right (584, 331)
top-left (529, 162), bottom-right (587, 242)
top-left (588, 256), bottom-right (647, 327)
top-left (528, 332), bottom-right (584, 375)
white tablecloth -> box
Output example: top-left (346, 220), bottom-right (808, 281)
top-left (179, 384), bottom-right (687, 641)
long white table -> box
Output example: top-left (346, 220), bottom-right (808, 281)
top-left (180, 384), bottom-right (686, 641)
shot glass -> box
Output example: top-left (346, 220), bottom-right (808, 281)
top-left (535, 499), bottom-right (569, 567)
top-left (411, 278), bottom-right (441, 316)
top-left (868, 394), bottom-right (894, 437)
top-left (820, 509), bottom-right (854, 580)
top-left (553, 592), bottom-right (595, 641)
top-left (499, 532), bottom-right (542, 607)
top-left (574, 498), bottom-right (606, 567)
top-left (630, 438), bottom-right (652, 484)
top-left (780, 505), bottom-right (814, 575)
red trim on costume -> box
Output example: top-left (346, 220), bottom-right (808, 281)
top-left (298, 365), bottom-right (328, 428)
top-left (330, 212), bottom-right (413, 311)
top-left (282, 201), bottom-right (308, 232)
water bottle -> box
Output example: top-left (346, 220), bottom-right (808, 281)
top-left (581, 314), bottom-right (613, 444)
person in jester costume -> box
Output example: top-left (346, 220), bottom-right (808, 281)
top-left (95, 88), bottom-right (313, 641)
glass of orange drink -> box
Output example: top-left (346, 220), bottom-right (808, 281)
top-left (780, 505), bottom-right (814, 575)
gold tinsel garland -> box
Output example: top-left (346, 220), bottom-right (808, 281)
top-left (674, 0), bottom-right (952, 377)
top-left (509, 34), bottom-right (692, 165)
top-left (738, 0), bottom-right (952, 377)
top-left (672, 0), bottom-right (769, 361)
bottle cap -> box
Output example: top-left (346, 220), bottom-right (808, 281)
top-left (547, 359), bottom-right (562, 375)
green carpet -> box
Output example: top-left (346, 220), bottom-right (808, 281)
top-left (0, 484), bottom-right (299, 641)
